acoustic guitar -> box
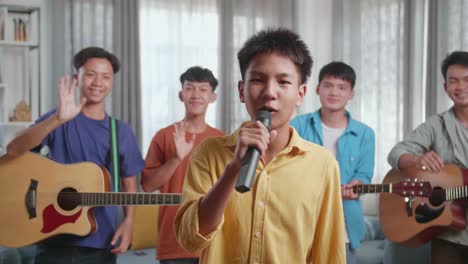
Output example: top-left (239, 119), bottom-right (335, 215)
top-left (0, 152), bottom-right (181, 248)
top-left (351, 179), bottom-right (431, 197)
top-left (380, 165), bottom-right (468, 246)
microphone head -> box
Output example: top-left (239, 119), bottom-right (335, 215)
top-left (256, 110), bottom-right (272, 130)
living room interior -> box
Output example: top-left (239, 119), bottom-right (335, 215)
top-left (0, 0), bottom-right (466, 263)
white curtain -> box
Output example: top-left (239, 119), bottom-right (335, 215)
top-left (322, 0), bottom-right (427, 183)
top-left (293, 0), bottom-right (334, 115)
top-left (217, 0), bottom-right (293, 133)
top-left (139, 0), bottom-right (293, 153)
top-left (113, 0), bottom-right (142, 144)
top-left (427, 0), bottom-right (468, 115)
top-left (139, 0), bottom-right (220, 153)
top-left (334, 0), bottom-right (407, 182)
top-left (139, 0), bottom-right (468, 184)
top-left (44, 0), bottom-right (114, 113)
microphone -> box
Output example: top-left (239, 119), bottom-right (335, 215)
top-left (235, 110), bottom-right (272, 193)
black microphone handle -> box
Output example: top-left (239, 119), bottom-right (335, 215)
top-left (234, 110), bottom-right (271, 193)
top-left (235, 146), bottom-right (261, 193)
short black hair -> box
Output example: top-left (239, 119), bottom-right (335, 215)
top-left (237, 28), bottom-right (313, 84)
top-left (318, 62), bottom-right (356, 88)
top-left (441, 51), bottom-right (468, 82)
top-left (73, 47), bottom-right (120, 73)
top-left (179, 66), bottom-right (218, 91)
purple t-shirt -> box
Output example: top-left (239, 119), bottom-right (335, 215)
top-left (33, 109), bottom-right (144, 249)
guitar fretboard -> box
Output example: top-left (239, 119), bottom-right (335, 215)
top-left (446, 186), bottom-right (468, 201)
top-left (353, 184), bottom-right (391, 194)
top-left (63, 193), bottom-right (182, 206)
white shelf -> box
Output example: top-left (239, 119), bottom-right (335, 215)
top-left (0, 40), bottom-right (38, 48)
top-left (1, 121), bottom-right (32, 126)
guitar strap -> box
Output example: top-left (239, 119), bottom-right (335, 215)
top-left (109, 116), bottom-right (120, 192)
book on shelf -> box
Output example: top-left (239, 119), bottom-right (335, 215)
top-left (0, 7), bottom-right (6, 41)
top-left (0, 45), bottom-right (2, 82)
top-left (3, 10), bottom-right (30, 42)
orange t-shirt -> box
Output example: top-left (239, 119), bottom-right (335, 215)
top-left (142, 124), bottom-right (224, 260)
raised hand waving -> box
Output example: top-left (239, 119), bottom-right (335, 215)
top-left (173, 121), bottom-right (196, 161)
top-left (57, 76), bottom-right (87, 123)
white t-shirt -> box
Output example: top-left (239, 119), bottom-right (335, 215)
top-left (321, 122), bottom-right (350, 243)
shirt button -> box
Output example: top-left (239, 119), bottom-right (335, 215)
top-left (258, 201), bottom-right (264, 207)
top-left (255, 231), bottom-right (261, 238)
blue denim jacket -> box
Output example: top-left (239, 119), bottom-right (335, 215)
top-left (291, 110), bottom-right (375, 249)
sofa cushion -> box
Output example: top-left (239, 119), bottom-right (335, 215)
top-left (130, 206), bottom-right (158, 250)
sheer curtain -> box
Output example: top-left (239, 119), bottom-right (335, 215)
top-left (324, 0), bottom-right (428, 182)
top-left (218, 0), bottom-right (294, 133)
top-left (139, 0), bottom-right (220, 153)
top-left (139, 0), bottom-right (294, 153)
top-left (427, 0), bottom-right (468, 115)
top-left (293, 0), bottom-right (334, 115)
top-left (113, 0), bottom-right (142, 143)
top-left (45, 0), bottom-right (114, 112)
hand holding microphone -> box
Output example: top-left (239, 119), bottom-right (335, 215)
top-left (235, 110), bottom-right (272, 193)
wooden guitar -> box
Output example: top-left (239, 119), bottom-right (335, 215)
top-left (380, 165), bottom-right (468, 247)
top-left (0, 152), bottom-right (181, 248)
top-left (351, 180), bottom-right (431, 197)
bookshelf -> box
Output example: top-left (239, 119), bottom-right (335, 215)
top-left (0, 3), bottom-right (40, 151)
top-left (0, 40), bottom-right (38, 47)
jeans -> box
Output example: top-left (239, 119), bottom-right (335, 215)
top-left (431, 239), bottom-right (468, 264)
top-left (160, 258), bottom-right (199, 264)
top-left (346, 243), bottom-right (357, 264)
top-left (35, 245), bottom-right (116, 264)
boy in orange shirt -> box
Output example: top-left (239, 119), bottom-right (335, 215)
top-left (141, 66), bottom-right (224, 264)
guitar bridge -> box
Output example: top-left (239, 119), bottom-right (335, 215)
top-left (404, 196), bottom-right (413, 217)
top-left (25, 179), bottom-right (38, 219)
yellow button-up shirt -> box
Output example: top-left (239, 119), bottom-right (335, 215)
top-left (174, 126), bottom-right (345, 264)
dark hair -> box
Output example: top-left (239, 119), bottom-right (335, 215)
top-left (73, 47), bottom-right (120, 73)
top-left (441, 51), bottom-right (468, 82)
top-left (318, 62), bottom-right (356, 88)
top-left (179, 66), bottom-right (219, 91)
top-left (237, 28), bottom-right (313, 84)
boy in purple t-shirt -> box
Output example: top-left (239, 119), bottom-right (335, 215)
top-left (7, 47), bottom-right (144, 264)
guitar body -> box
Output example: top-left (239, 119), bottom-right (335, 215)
top-left (380, 165), bottom-right (467, 246)
top-left (0, 152), bottom-right (110, 247)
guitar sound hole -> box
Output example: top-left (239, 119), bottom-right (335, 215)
top-left (429, 187), bottom-right (445, 207)
top-left (57, 188), bottom-right (79, 211)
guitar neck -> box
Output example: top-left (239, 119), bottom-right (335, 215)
top-left (65, 192), bottom-right (182, 206)
top-left (445, 186), bottom-right (468, 201)
top-left (353, 184), bottom-right (391, 194)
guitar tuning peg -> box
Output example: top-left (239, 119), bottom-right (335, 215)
top-left (413, 178), bottom-right (418, 182)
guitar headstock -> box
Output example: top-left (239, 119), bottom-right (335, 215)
top-left (392, 178), bottom-right (432, 197)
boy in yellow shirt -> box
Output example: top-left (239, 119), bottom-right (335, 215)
top-left (174, 28), bottom-right (346, 264)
